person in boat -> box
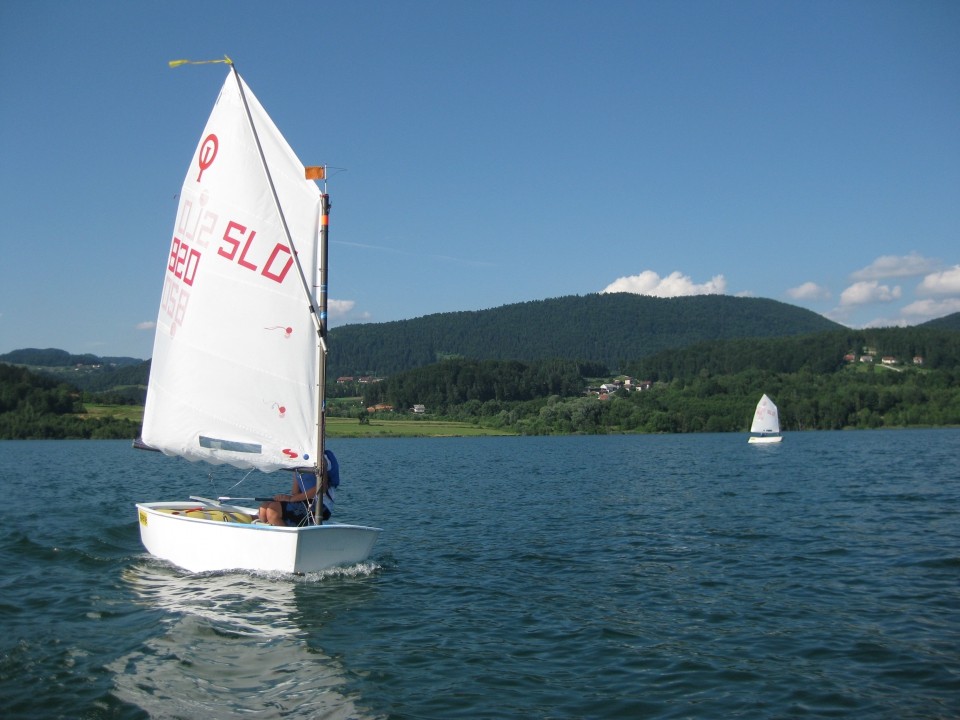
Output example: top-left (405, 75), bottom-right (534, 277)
top-left (258, 449), bottom-right (339, 526)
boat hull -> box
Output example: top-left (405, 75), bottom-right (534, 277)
top-left (748, 435), bottom-right (783, 444)
top-left (136, 502), bottom-right (381, 574)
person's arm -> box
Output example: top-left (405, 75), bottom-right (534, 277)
top-left (272, 477), bottom-right (299, 502)
top-left (281, 477), bottom-right (318, 503)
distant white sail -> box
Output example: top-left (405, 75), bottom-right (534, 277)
top-left (750, 394), bottom-right (781, 435)
top-left (142, 71), bottom-right (322, 472)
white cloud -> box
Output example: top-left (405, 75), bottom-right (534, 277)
top-left (917, 265), bottom-right (960, 296)
top-left (786, 281), bottom-right (830, 301)
top-left (136, 321), bottom-right (155, 331)
top-left (326, 298), bottom-right (373, 325)
top-left (850, 252), bottom-right (938, 281)
top-left (862, 316), bottom-right (909, 328)
top-left (900, 297), bottom-right (960, 322)
top-left (601, 271), bottom-right (726, 297)
top-left (839, 281), bottom-right (902, 307)
top-left (327, 299), bottom-right (356, 319)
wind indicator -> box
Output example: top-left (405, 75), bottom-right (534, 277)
top-left (168, 55), bottom-right (233, 68)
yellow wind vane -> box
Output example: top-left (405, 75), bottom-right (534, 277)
top-left (168, 55), bottom-right (233, 68)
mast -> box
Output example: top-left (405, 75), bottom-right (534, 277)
top-left (307, 166), bottom-right (330, 524)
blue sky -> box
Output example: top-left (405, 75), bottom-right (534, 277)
top-left (1, 0), bottom-right (958, 360)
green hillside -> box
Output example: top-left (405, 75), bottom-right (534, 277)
top-left (4, 306), bottom-right (959, 437)
top-left (357, 325), bottom-right (960, 433)
top-left (0, 348), bottom-right (150, 402)
top-left (0, 348), bottom-right (142, 367)
top-left (920, 311), bottom-right (960, 331)
top-left (626, 326), bottom-right (960, 381)
top-left (328, 293), bottom-right (843, 377)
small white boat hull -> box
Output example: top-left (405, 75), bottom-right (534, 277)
top-left (136, 502), bottom-right (381, 574)
top-left (748, 435), bottom-right (783, 444)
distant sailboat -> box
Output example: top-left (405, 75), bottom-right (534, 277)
top-left (748, 394), bottom-right (783, 444)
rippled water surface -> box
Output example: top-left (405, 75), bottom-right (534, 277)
top-left (1, 431), bottom-right (958, 718)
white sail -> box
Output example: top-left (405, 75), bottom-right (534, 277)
top-left (142, 71), bottom-right (322, 472)
top-left (750, 394), bottom-right (780, 435)
top-left (136, 66), bottom-right (379, 575)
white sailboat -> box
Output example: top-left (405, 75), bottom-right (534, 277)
top-left (135, 63), bottom-right (380, 573)
top-left (748, 393), bottom-right (783, 444)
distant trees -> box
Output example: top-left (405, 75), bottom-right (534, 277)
top-left (0, 364), bottom-right (140, 439)
top-left (361, 358), bottom-right (595, 411)
top-left (625, 327), bottom-right (960, 380)
top-left (352, 333), bottom-right (960, 434)
top-left (4, 319), bottom-right (959, 439)
top-left (447, 364), bottom-right (960, 435)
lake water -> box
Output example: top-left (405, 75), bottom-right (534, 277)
top-left (1, 430), bottom-right (958, 719)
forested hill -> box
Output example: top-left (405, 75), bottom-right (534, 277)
top-left (0, 348), bottom-right (149, 399)
top-left (625, 325), bottom-right (960, 381)
top-left (0, 348), bottom-right (142, 367)
top-left (920, 311), bottom-right (960, 331)
top-left (327, 293), bottom-right (843, 377)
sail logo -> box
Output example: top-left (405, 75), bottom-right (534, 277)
top-left (197, 134), bottom-right (218, 182)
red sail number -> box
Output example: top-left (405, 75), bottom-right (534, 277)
top-left (168, 237), bottom-right (201, 286)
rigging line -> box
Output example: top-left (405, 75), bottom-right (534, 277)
top-left (223, 468), bottom-right (257, 493)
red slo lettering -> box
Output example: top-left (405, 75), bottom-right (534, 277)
top-left (237, 230), bottom-right (259, 271)
top-left (218, 220), bottom-right (246, 262)
top-left (219, 220), bottom-right (294, 285)
top-left (262, 243), bottom-right (294, 283)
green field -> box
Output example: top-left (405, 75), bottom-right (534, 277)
top-left (326, 416), bottom-right (515, 437)
top-left (80, 404), bottom-right (143, 422)
top-left (82, 404), bottom-right (515, 438)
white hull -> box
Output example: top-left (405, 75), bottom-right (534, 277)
top-left (748, 435), bottom-right (783, 444)
top-left (136, 502), bottom-right (381, 574)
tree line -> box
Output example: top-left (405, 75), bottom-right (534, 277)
top-left (3, 322), bottom-right (959, 439)
top-left (626, 326), bottom-right (960, 380)
top-left (354, 360), bottom-right (960, 434)
top-left (352, 326), bottom-right (960, 433)
top-left (0, 364), bottom-right (140, 439)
